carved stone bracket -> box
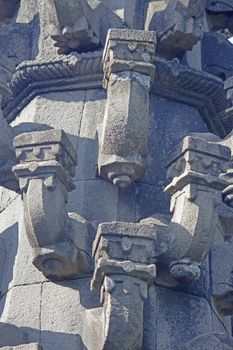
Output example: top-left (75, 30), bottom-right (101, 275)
top-left (98, 29), bottom-right (156, 187)
top-left (91, 222), bottom-right (156, 350)
top-left (13, 129), bottom-right (92, 279)
top-left (162, 135), bottom-right (230, 282)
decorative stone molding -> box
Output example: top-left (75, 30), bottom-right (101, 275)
top-left (152, 57), bottom-right (228, 137)
top-left (13, 129), bottom-right (92, 279)
top-left (98, 29), bottom-right (156, 187)
top-left (4, 50), bottom-right (103, 123)
top-left (162, 135), bottom-right (230, 282)
top-left (91, 222), bottom-right (156, 350)
top-left (3, 52), bottom-right (228, 139)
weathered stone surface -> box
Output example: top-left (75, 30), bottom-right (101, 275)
top-left (160, 135), bottom-right (231, 283)
top-left (145, 0), bottom-right (206, 59)
top-left (13, 129), bottom-right (90, 280)
top-left (202, 32), bottom-right (233, 80)
top-left (0, 322), bottom-right (26, 348)
top-left (183, 333), bottom-right (233, 350)
top-left (1, 284), bottom-right (41, 344)
top-left (98, 29), bottom-right (156, 187)
top-left (0, 1), bottom-right (233, 349)
top-left (207, 0), bottom-right (233, 32)
top-left (40, 278), bottom-right (101, 350)
top-left (0, 0), bottom-right (20, 26)
top-left (92, 221), bottom-right (156, 350)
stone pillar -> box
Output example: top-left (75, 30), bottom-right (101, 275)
top-left (91, 222), bottom-right (156, 350)
top-left (98, 29), bottom-right (156, 188)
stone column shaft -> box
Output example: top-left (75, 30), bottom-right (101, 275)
top-left (98, 29), bottom-right (156, 187)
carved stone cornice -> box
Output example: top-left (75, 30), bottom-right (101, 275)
top-left (3, 50), bottom-right (103, 122)
top-left (3, 52), bottom-right (229, 139)
top-left (152, 57), bottom-right (228, 137)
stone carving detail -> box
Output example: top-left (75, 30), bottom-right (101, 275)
top-left (13, 129), bottom-right (92, 279)
top-left (10, 50), bottom-right (103, 96)
top-left (4, 50), bottom-right (103, 123)
top-left (145, 0), bottom-right (206, 59)
top-left (4, 51), bottom-right (228, 137)
top-left (91, 222), bottom-right (156, 350)
top-left (209, 132), bottom-right (233, 315)
top-left (47, 0), bottom-right (99, 54)
top-left (159, 135), bottom-right (230, 282)
top-left (153, 57), bottom-right (227, 137)
top-left (98, 29), bottom-right (156, 187)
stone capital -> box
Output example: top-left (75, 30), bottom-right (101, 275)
top-left (103, 28), bottom-right (156, 87)
top-left (13, 129), bottom-right (77, 192)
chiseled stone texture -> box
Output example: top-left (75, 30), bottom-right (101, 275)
top-left (0, 2), bottom-right (233, 349)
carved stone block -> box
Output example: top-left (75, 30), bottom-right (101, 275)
top-left (145, 0), bottom-right (206, 59)
top-left (99, 29), bottom-right (156, 187)
top-left (13, 129), bottom-right (92, 279)
top-left (91, 221), bottom-right (156, 350)
top-left (164, 135), bottom-right (231, 282)
top-left (166, 135), bottom-right (230, 195)
top-left (48, 0), bottom-right (99, 54)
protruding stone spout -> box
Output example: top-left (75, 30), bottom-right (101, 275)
top-left (13, 129), bottom-right (92, 280)
top-left (163, 135), bottom-right (230, 282)
top-left (91, 222), bottom-right (156, 350)
top-left (98, 29), bottom-right (156, 188)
